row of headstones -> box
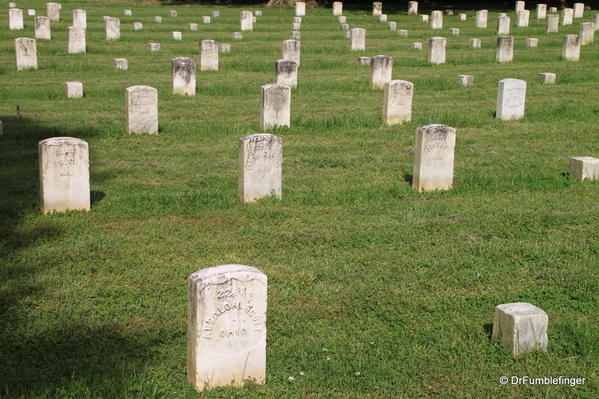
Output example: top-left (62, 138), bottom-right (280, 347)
top-left (187, 264), bottom-right (553, 390)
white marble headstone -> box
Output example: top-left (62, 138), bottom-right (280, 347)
top-left (239, 134), bottom-right (283, 202)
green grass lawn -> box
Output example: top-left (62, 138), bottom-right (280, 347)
top-left (1, 1), bottom-right (598, 398)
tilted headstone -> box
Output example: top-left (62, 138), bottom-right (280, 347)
top-left (383, 80), bottom-right (413, 125)
top-left (546, 14), bottom-right (559, 33)
top-left (200, 40), bottom-right (218, 71)
top-left (126, 86), bottom-right (158, 134)
top-left (170, 10), bottom-right (177, 17)
top-left (516, 10), bottom-right (530, 27)
top-left (457, 75), bottom-right (474, 86)
top-left (562, 8), bottom-right (573, 25)
top-left (562, 34), bottom-right (581, 61)
top-left (537, 4), bottom-right (547, 19)
top-left (296, 1), bottom-right (306, 16)
top-left (372, 2), bottom-right (382, 16)
top-left (282, 39), bottom-right (300, 67)
top-left (446, 9), bottom-right (454, 16)
top-left (475, 10), bottom-right (488, 28)
top-left (65, 81), bottom-right (83, 98)
top-left (538, 72), bottom-right (556, 84)
top-left (492, 303), bottom-right (548, 357)
top-left (9, 8), bottom-right (23, 30)
top-left (260, 84), bottom-right (291, 130)
top-left (148, 43), bottom-right (160, 53)
top-left (570, 157), bottom-right (599, 180)
top-left (15, 37), bottom-right (37, 70)
top-left (134, 22), bottom-right (143, 30)
top-left (239, 135), bottom-right (283, 202)
top-left (496, 78), bottom-right (526, 120)
top-left (379, 14), bottom-right (387, 22)
top-left (187, 265), bottom-right (267, 391)
top-left (420, 14), bottom-right (429, 22)
top-left (240, 11), bottom-right (253, 31)
top-left (397, 29), bottom-right (408, 37)
top-left (573, 3), bottom-right (584, 18)
top-left (39, 137), bottom-right (90, 214)
top-left (388, 21), bottom-right (397, 30)
top-left (114, 58), bottom-right (128, 70)
top-left (430, 10), bottom-right (443, 29)
top-left (350, 28), bottom-right (366, 51)
top-left (338, 15), bottom-right (346, 23)
top-left (428, 37), bottom-right (446, 64)
top-left (412, 124), bottom-right (456, 192)
top-left (172, 57), bottom-right (196, 95)
top-left (124, 9), bottom-right (132, 16)
top-left (73, 9), bottom-right (86, 29)
top-left (549, 6), bottom-right (557, 13)
top-left (496, 36), bottom-right (514, 63)
top-left (105, 17), bottom-right (120, 40)
top-left (46, 2), bottom-right (60, 22)
top-left (370, 55), bottom-right (392, 89)
top-left (172, 31), bottom-right (182, 40)
top-left (292, 22), bottom-right (301, 30)
top-left (333, 1), bottom-right (343, 16)
top-left (275, 59), bottom-right (297, 88)
top-left (469, 38), bottom-right (481, 48)
top-left (213, 10), bottom-right (221, 17)
top-left (525, 38), bottom-right (538, 47)
top-left (154, 16), bottom-right (162, 23)
top-left (497, 16), bottom-right (510, 35)
top-left (579, 22), bottom-right (594, 45)
top-left (408, 1), bottom-right (418, 15)
top-left (34, 16), bottom-right (51, 40)
top-left (68, 27), bottom-right (86, 54)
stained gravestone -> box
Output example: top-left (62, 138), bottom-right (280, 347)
top-left (292, 22), bottom-right (301, 30)
top-left (282, 40), bottom-right (300, 66)
top-left (126, 86), bottom-right (158, 134)
top-left (15, 37), bottom-right (37, 70)
top-left (34, 16), bottom-right (51, 40)
top-left (291, 31), bottom-right (300, 40)
top-left (411, 42), bottom-right (422, 50)
top-left (39, 137), bottom-right (90, 214)
top-left (124, 9), bottom-right (132, 16)
top-left (200, 40), bottom-right (218, 71)
top-left (497, 16), bottom-right (510, 35)
top-left (68, 26), bottom-right (85, 54)
top-left (546, 14), bottom-right (559, 33)
top-left (536, 4), bottom-right (547, 19)
top-left (449, 28), bottom-right (460, 36)
top-left (73, 9), bottom-right (86, 29)
top-left (428, 37), bottom-right (446, 64)
top-left (28, 9), bottom-right (36, 16)
top-left (114, 58), bottom-right (128, 70)
top-left (496, 78), bottom-right (526, 120)
top-left (275, 59), bottom-right (297, 88)
top-left (492, 303), bottom-right (548, 357)
top-left (333, 1), bottom-right (343, 16)
top-left (475, 10), bottom-right (488, 28)
top-left (350, 28), bottom-right (366, 51)
top-left (239, 135), bottom-right (283, 202)
top-left (412, 124), bottom-right (456, 192)
top-left (370, 55), bottom-right (392, 89)
top-left (46, 2), bottom-right (60, 22)
top-left (105, 17), bottom-right (120, 40)
top-left (260, 84), bottom-right (291, 130)
top-left (457, 75), bottom-right (474, 86)
top-left (358, 56), bottom-right (371, 65)
top-left (431, 10), bottom-right (443, 29)
top-left (172, 57), bottom-right (196, 95)
top-left (388, 22), bottom-right (397, 30)
top-left (9, 7), bottom-right (23, 30)
top-left (570, 157), bottom-right (599, 180)
top-left (65, 81), bottom-right (83, 98)
top-left (517, 10), bottom-right (530, 27)
top-left (496, 36), bottom-right (514, 63)
top-left (372, 2), bottom-right (382, 16)
top-left (562, 34), bottom-right (581, 61)
top-left (538, 72), bottom-right (556, 84)
top-left (187, 265), bottom-right (267, 391)
top-left (459, 13), bottom-right (467, 21)
top-left (154, 16), bottom-right (162, 23)
top-left (383, 80), bottom-right (413, 125)
top-left (296, 1), bottom-right (306, 16)
top-left (579, 22), bottom-right (594, 45)
top-left (515, 1), bottom-right (525, 12)
top-left (408, 1), bottom-right (418, 15)
top-left (240, 11), bottom-right (253, 31)
top-left (233, 32), bottom-right (243, 40)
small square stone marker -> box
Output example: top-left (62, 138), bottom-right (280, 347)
top-left (65, 81), bottom-right (83, 98)
top-left (538, 72), bottom-right (556, 84)
top-left (187, 265), bottom-right (267, 391)
top-left (457, 75), bottom-right (474, 87)
top-left (469, 38), bottom-right (481, 48)
top-left (570, 157), bottom-right (599, 180)
top-left (492, 303), bottom-right (548, 357)
top-left (350, 28), bottom-right (366, 51)
top-left (114, 58), bottom-right (128, 70)
top-left (239, 134), bottom-right (283, 202)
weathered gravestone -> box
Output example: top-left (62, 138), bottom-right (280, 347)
top-left (154, 16), bottom-right (162, 23)
top-left (496, 36), bottom-right (514, 63)
top-left (46, 2), bottom-right (60, 22)
top-left (388, 22), bottom-right (397, 30)
top-left (213, 10), bottom-right (221, 17)
top-left (397, 29), bottom-right (408, 37)
top-left (260, 84), bottom-right (291, 130)
top-left (579, 22), bottom-right (594, 45)
top-left (370, 55), bottom-right (392, 89)
top-left (383, 80), bottom-right (413, 125)
top-left (187, 265), bottom-right (267, 391)
top-left (412, 124), bottom-right (456, 192)
top-left (497, 16), bottom-right (510, 35)
top-left (358, 56), bottom-right (371, 65)
top-left (296, 1), bottom-right (306, 16)
top-left (428, 37), bottom-right (446, 64)
top-left (350, 28), bottom-right (366, 50)
top-left (188, 23), bottom-right (198, 31)
top-left (172, 57), bottom-right (196, 95)
top-left (15, 37), bottom-right (37, 70)
top-left (515, 1), bottom-right (525, 12)
top-left (449, 28), bottom-right (460, 36)
top-left (240, 11), bottom-right (253, 31)
top-left (431, 10), bottom-right (443, 29)
top-left (517, 10), bottom-right (530, 27)
top-left (170, 10), bottom-right (177, 17)
top-left (34, 16), bottom-right (50, 39)
top-left (379, 14), bottom-right (387, 22)
top-left (292, 22), bottom-right (301, 30)
top-left (28, 9), bottom-right (36, 16)
top-left (594, 14), bottom-right (599, 31)
top-left (38, 137), bottom-right (90, 214)
top-left (496, 78), bottom-right (526, 120)
top-left (200, 40), bottom-right (218, 71)
top-left (475, 10), bottom-right (488, 28)
top-left (233, 32), bottom-right (243, 40)
top-left (338, 15), bottom-right (347, 23)
top-left (282, 40), bottom-right (300, 66)
top-left (459, 13), bottom-right (467, 21)
top-left (68, 26), bottom-right (85, 54)
top-left (562, 34), bottom-right (581, 61)
top-left (9, 7), bottom-right (23, 30)
top-left (124, 9), bottom-right (132, 16)
top-left (65, 81), bottom-right (83, 98)
top-left (411, 42), bottom-right (422, 50)
top-left (570, 157), bottom-right (599, 180)
top-left (546, 14), bottom-right (559, 33)
top-left (105, 17), bottom-right (120, 40)
top-left (126, 86), bottom-right (158, 134)
top-left (219, 43), bottom-right (231, 53)
top-left (203, 16), bottom-right (211, 24)
top-left (73, 9), bottom-right (86, 29)
top-left (275, 59), bottom-right (297, 88)
top-left (293, 17), bottom-right (302, 24)
top-left (492, 303), bottom-right (548, 357)
top-left (239, 135), bottom-right (283, 202)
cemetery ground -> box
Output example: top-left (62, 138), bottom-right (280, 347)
top-left (1, 1), bottom-right (598, 398)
